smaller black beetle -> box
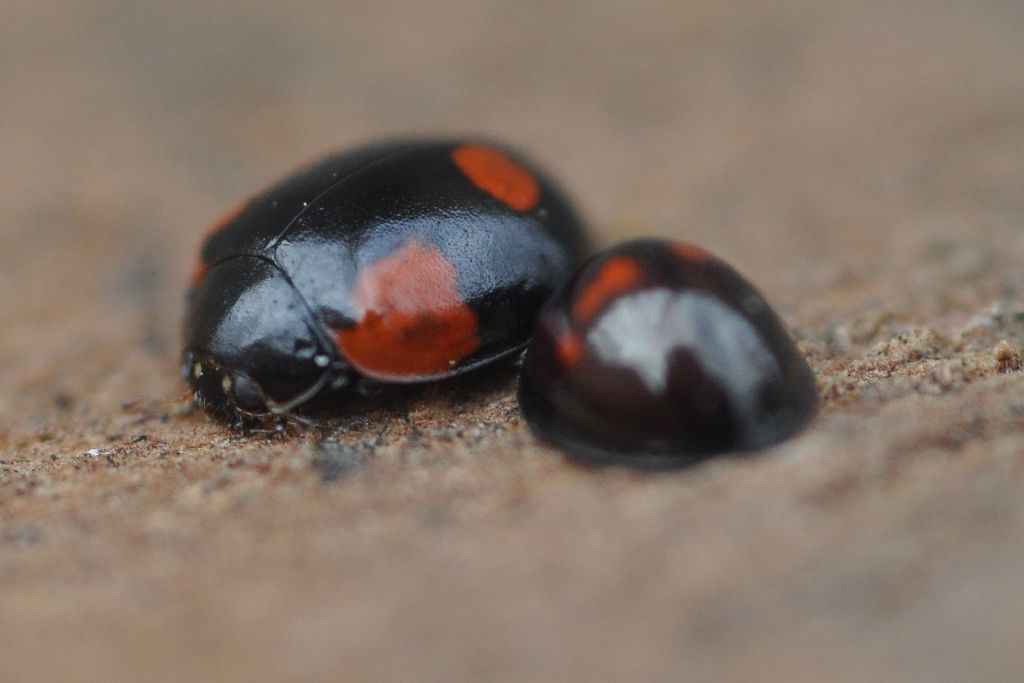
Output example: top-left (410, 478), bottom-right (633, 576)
top-left (183, 139), bottom-right (589, 423)
top-left (518, 238), bottom-right (818, 468)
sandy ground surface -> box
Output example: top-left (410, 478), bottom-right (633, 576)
top-left (3, 1), bottom-right (1024, 681)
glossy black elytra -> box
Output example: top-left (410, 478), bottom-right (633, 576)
top-left (517, 238), bottom-right (818, 468)
top-left (182, 139), bottom-right (589, 422)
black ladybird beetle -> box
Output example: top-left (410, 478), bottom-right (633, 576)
top-left (517, 238), bottom-right (817, 468)
top-left (183, 139), bottom-right (589, 420)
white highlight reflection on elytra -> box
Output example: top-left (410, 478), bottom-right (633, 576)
top-left (587, 288), bottom-right (783, 424)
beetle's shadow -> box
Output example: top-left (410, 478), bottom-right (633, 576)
top-left (294, 356), bottom-right (523, 435)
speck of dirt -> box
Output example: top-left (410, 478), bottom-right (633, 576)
top-left (310, 441), bottom-right (366, 483)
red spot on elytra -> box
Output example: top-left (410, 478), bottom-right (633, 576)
top-left (205, 198), bottom-right (250, 240)
top-left (189, 261), bottom-right (210, 288)
top-left (671, 242), bottom-right (712, 263)
top-left (554, 333), bottom-right (584, 367)
top-left (335, 240), bottom-right (481, 379)
top-left (191, 199), bottom-right (250, 287)
top-left (452, 145), bottom-right (540, 212)
top-left (572, 256), bottom-right (645, 323)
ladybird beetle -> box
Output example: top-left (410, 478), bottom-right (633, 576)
top-left (517, 238), bottom-right (817, 468)
top-left (183, 139), bottom-right (590, 420)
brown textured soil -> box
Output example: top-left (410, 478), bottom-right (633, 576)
top-left (3, 1), bottom-right (1024, 681)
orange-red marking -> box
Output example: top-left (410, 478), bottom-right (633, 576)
top-left (671, 242), bottom-right (712, 263)
top-left (190, 199), bottom-right (250, 287)
top-left (205, 198), bottom-right (250, 240)
top-left (451, 144), bottom-right (540, 212)
top-left (335, 240), bottom-right (481, 379)
top-left (572, 256), bottom-right (644, 323)
top-left (189, 261), bottom-right (210, 288)
top-left (554, 333), bottom-right (584, 367)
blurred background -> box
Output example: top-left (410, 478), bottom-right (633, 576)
top-left (3, 1), bottom-right (1024, 681)
top-left (6, 0), bottom-right (1022, 327)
